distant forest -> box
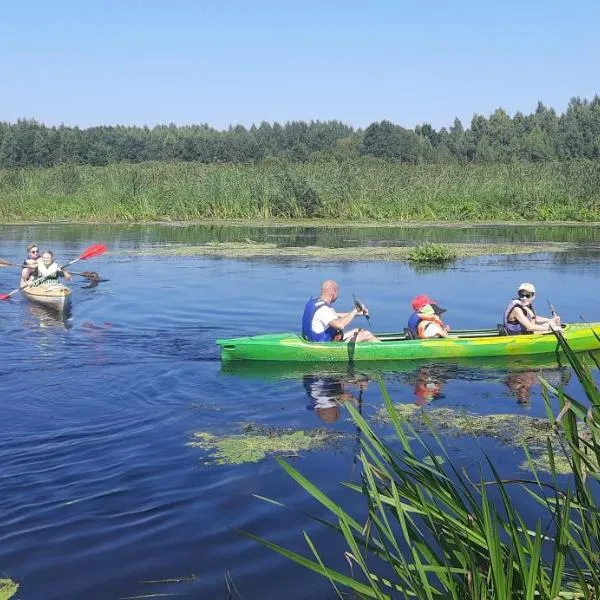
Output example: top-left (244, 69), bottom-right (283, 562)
top-left (1, 96), bottom-right (599, 168)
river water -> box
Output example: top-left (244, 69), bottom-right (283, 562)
top-left (1, 223), bottom-right (599, 599)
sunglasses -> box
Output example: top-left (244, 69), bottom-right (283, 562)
top-left (29, 249), bottom-right (39, 254)
top-left (518, 292), bottom-right (534, 299)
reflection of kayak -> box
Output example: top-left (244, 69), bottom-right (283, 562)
top-left (217, 324), bottom-right (600, 362)
top-left (220, 353), bottom-right (577, 381)
top-left (21, 283), bottom-right (72, 312)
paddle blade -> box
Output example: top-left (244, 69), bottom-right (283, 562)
top-left (79, 244), bottom-right (107, 261)
top-left (0, 293), bottom-right (11, 300)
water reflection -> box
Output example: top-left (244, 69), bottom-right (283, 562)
top-left (222, 354), bottom-right (574, 411)
top-left (303, 372), bottom-right (369, 423)
top-left (3, 222), bottom-right (600, 250)
top-left (23, 302), bottom-right (73, 330)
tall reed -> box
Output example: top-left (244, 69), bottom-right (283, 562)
top-left (247, 333), bottom-right (600, 598)
top-left (1, 159), bottom-right (599, 222)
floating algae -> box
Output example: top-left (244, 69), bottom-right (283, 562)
top-left (125, 241), bottom-right (576, 262)
top-left (188, 424), bottom-right (344, 465)
top-left (0, 579), bottom-right (19, 600)
top-left (376, 404), bottom-right (594, 474)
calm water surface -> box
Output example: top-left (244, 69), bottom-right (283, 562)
top-left (1, 224), bottom-right (599, 599)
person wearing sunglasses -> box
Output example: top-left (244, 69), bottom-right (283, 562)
top-left (503, 282), bottom-right (561, 335)
top-left (20, 243), bottom-right (40, 287)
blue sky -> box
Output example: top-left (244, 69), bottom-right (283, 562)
top-left (1, 0), bottom-right (598, 130)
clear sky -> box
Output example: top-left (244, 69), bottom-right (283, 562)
top-left (1, 0), bottom-right (598, 131)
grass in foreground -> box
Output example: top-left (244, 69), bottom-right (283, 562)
top-left (247, 334), bottom-right (600, 599)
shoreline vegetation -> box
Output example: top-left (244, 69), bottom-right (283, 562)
top-left (1, 159), bottom-right (600, 223)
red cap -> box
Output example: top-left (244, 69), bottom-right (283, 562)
top-left (411, 294), bottom-right (435, 311)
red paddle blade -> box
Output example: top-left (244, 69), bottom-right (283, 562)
top-left (79, 244), bottom-right (107, 261)
top-left (0, 294), bottom-right (11, 300)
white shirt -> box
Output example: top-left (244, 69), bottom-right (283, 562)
top-left (311, 305), bottom-right (338, 334)
top-left (421, 322), bottom-right (445, 338)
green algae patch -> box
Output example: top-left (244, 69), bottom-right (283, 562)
top-left (375, 404), bottom-right (592, 474)
top-left (126, 241), bottom-right (575, 262)
top-left (188, 424), bottom-right (344, 465)
top-left (0, 579), bottom-right (19, 600)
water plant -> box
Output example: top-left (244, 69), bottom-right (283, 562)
top-left (1, 159), bottom-right (600, 222)
top-left (188, 424), bottom-right (342, 465)
top-left (247, 333), bottom-right (600, 598)
top-left (0, 579), bottom-right (18, 600)
top-left (407, 242), bottom-right (457, 264)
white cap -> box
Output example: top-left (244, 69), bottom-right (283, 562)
top-left (518, 282), bottom-right (536, 294)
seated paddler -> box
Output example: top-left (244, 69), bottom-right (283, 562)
top-left (408, 294), bottom-right (451, 339)
top-left (20, 243), bottom-right (40, 287)
top-left (302, 280), bottom-right (378, 343)
top-left (30, 251), bottom-right (72, 286)
top-left (503, 282), bottom-right (560, 335)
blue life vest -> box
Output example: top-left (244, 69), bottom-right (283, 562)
top-left (503, 299), bottom-right (536, 335)
top-left (407, 312), bottom-right (420, 338)
top-left (302, 297), bottom-right (339, 342)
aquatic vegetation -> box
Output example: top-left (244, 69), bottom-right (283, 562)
top-left (188, 424), bottom-right (343, 465)
top-left (407, 242), bottom-right (457, 264)
top-left (0, 579), bottom-right (18, 600)
top-left (125, 240), bottom-right (574, 262)
top-left (375, 403), bottom-right (590, 474)
top-left (249, 334), bottom-right (600, 598)
top-left (2, 160), bottom-right (600, 223)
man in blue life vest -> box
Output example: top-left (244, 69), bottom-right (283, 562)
top-left (503, 282), bottom-right (560, 335)
top-left (407, 294), bottom-right (451, 339)
top-left (302, 280), bottom-right (378, 343)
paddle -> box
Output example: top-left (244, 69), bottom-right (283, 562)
top-left (546, 299), bottom-right (565, 337)
top-left (0, 258), bottom-right (103, 282)
top-left (0, 243), bottom-right (107, 300)
top-left (352, 293), bottom-right (371, 325)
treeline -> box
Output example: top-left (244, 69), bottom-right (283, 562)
top-left (0, 96), bottom-right (599, 168)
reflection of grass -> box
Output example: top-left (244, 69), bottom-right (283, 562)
top-left (375, 404), bottom-right (588, 474)
top-left (127, 241), bottom-right (575, 261)
top-left (188, 424), bottom-right (343, 465)
top-left (0, 579), bottom-right (18, 600)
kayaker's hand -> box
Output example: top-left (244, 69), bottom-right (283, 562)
top-left (552, 315), bottom-right (561, 325)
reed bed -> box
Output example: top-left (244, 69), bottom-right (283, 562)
top-left (1, 159), bottom-right (599, 222)
top-left (248, 334), bottom-right (600, 599)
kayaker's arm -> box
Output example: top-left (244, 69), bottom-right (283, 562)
top-left (535, 313), bottom-right (560, 326)
top-left (329, 307), bottom-right (361, 331)
top-left (513, 307), bottom-right (559, 333)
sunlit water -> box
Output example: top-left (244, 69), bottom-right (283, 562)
top-left (1, 224), bottom-right (599, 599)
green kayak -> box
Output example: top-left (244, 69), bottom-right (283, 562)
top-left (216, 323), bottom-right (600, 362)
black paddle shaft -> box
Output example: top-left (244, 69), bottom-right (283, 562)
top-left (352, 293), bottom-right (371, 324)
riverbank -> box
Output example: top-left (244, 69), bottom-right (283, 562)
top-left (1, 159), bottom-right (599, 222)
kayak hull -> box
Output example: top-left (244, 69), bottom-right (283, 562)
top-left (217, 323), bottom-right (600, 362)
top-left (21, 283), bottom-right (72, 312)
